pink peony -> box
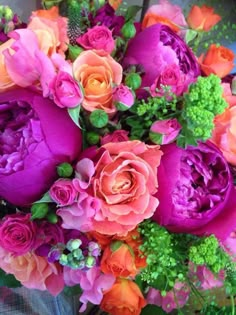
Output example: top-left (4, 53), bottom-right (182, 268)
top-left (49, 179), bottom-right (78, 206)
top-left (100, 130), bottom-right (129, 145)
top-left (147, 282), bottom-right (190, 313)
top-left (0, 88), bottom-right (82, 206)
top-left (0, 246), bottom-right (64, 296)
top-left (0, 213), bottom-right (37, 256)
top-left (77, 25), bottom-right (115, 55)
top-left (150, 118), bottom-right (181, 144)
top-left (90, 140), bottom-right (163, 235)
top-left (49, 71), bottom-right (83, 108)
top-left (64, 266), bottom-right (115, 312)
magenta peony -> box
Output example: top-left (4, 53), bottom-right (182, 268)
top-left (0, 88), bottom-right (82, 206)
top-left (123, 24), bottom-right (200, 91)
top-left (152, 141), bottom-right (236, 239)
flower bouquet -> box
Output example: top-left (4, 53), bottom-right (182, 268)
top-left (0, 0), bottom-right (236, 314)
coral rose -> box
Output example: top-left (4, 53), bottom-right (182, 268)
top-left (198, 44), bottom-right (234, 78)
top-left (0, 39), bottom-right (15, 92)
top-left (0, 247), bottom-right (64, 296)
top-left (73, 50), bottom-right (122, 114)
top-left (28, 6), bottom-right (68, 56)
top-left (101, 241), bottom-right (138, 277)
top-left (101, 278), bottom-right (146, 315)
top-left (187, 5), bottom-right (221, 32)
top-left (91, 140), bottom-right (162, 235)
top-left (142, 0), bottom-right (187, 32)
top-left (211, 105), bottom-right (236, 165)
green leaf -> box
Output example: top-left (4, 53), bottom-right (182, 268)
top-left (149, 131), bottom-right (163, 144)
top-left (185, 29), bottom-right (198, 44)
top-left (63, 285), bottom-right (82, 296)
top-left (89, 110), bottom-right (108, 128)
top-left (141, 304), bottom-right (168, 315)
top-left (125, 5), bottom-right (142, 22)
top-left (34, 192), bottom-right (53, 204)
top-left (68, 106), bottom-right (81, 128)
top-left (0, 269), bottom-right (22, 288)
top-left (110, 241), bottom-right (123, 252)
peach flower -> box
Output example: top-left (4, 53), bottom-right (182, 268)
top-left (28, 6), bottom-right (68, 56)
top-left (101, 278), bottom-right (146, 315)
top-left (91, 140), bottom-right (162, 235)
top-left (142, 0), bottom-right (187, 32)
top-left (198, 44), bottom-right (234, 78)
top-left (0, 247), bottom-right (64, 296)
top-left (187, 5), bottom-right (221, 32)
top-left (0, 39), bottom-right (15, 92)
top-left (73, 50), bottom-right (122, 114)
top-left (222, 82), bottom-right (236, 108)
top-left (211, 105), bottom-right (236, 165)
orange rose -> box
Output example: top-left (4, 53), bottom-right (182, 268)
top-left (109, 0), bottom-right (122, 10)
top-left (198, 44), bottom-right (234, 78)
top-left (73, 50), bottom-right (122, 114)
top-left (211, 105), bottom-right (236, 165)
top-left (101, 241), bottom-right (138, 277)
top-left (187, 5), bottom-right (221, 32)
top-left (101, 278), bottom-right (146, 315)
top-left (28, 6), bottom-right (68, 56)
top-left (142, 13), bottom-right (180, 32)
top-left (0, 39), bottom-right (15, 92)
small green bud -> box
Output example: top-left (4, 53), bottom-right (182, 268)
top-left (0, 6), bottom-right (13, 21)
top-left (89, 109), bottom-right (108, 128)
top-left (66, 239), bottom-right (82, 251)
top-left (72, 248), bottom-right (83, 259)
top-left (85, 256), bottom-right (96, 268)
top-left (121, 22), bottom-right (136, 39)
top-left (86, 131), bottom-right (100, 145)
top-left (125, 73), bottom-right (142, 90)
top-left (46, 212), bottom-right (58, 224)
top-left (57, 163), bottom-right (73, 178)
top-left (31, 203), bottom-right (49, 220)
top-left (68, 45), bottom-right (84, 61)
top-left (59, 254), bottom-right (68, 266)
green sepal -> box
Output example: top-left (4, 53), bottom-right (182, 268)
top-left (185, 29), bottom-right (198, 44)
top-left (89, 110), bottom-right (108, 128)
top-left (0, 269), bottom-right (22, 288)
top-left (68, 105), bottom-right (81, 128)
top-left (31, 203), bottom-right (49, 220)
top-left (68, 45), bottom-right (84, 61)
top-left (34, 192), bottom-right (53, 204)
top-left (110, 240), bottom-right (124, 252)
top-left (149, 131), bottom-right (163, 144)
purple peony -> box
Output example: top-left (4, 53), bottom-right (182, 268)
top-left (123, 24), bottom-right (200, 90)
top-left (152, 141), bottom-right (236, 240)
top-left (0, 88), bottom-right (82, 206)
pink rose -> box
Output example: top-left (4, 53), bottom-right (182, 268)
top-left (0, 213), bottom-right (37, 256)
top-left (101, 130), bottom-right (129, 145)
top-left (49, 179), bottom-right (77, 206)
top-left (113, 84), bottom-right (135, 110)
top-left (77, 25), bottom-right (115, 55)
top-left (49, 71), bottom-right (83, 108)
top-left (147, 282), bottom-right (190, 313)
top-left (35, 221), bottom-right (65, 250)
top-left (150, 118), bottom-right (181, 144)
top-left (90, 140), bottom-right (163, 235)
top-left (0, 247), bottom-right (64, 296)
top-left (150, 64), bottom-right (191, 97)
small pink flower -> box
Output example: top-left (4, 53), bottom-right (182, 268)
top-left (77, 25), bottom-right (115, 55)
top-left (192, 265), bottom-right (225, 290)
top-left (64, 266), bottom-right (115, 312)
top-left (49, 179), bottom-right (77, 206)
top-left (0, 213), bottom-right (37, 256)
top-left (150, 64), bottom-right (190, 97)
top-left (150, 118), bottom-right (181, 144)
top-left (49, 71), bottom-right (83, 108)
top-left (101, 130), bottom-right (129, 145)
top-left (113, 84), bottom-right (135, 110)
top-left (147, 282), bottom-right (190, 313)
top-left (222, 228), bottom-right (236, 261)
top-left (57, 192), bottom-right (101, 232)
top-left (73, 158), bottom-right (95, 191)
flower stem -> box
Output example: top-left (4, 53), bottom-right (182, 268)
top-left (231, 295), bottom-right (235, 315)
